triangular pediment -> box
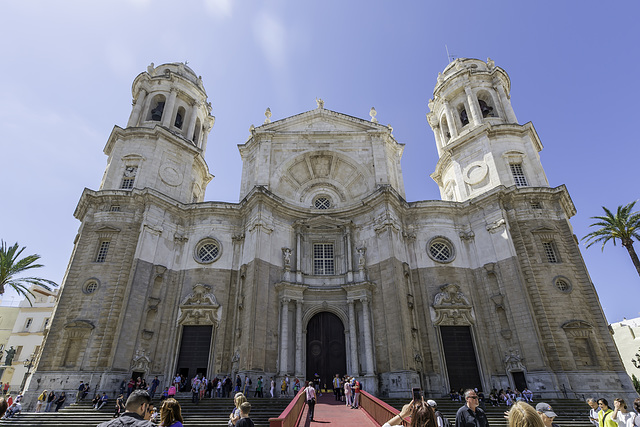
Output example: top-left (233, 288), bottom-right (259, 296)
top-left (294, 215), bottom-right (352, 230)
top-left (259, 108), bottom-right (387, 134)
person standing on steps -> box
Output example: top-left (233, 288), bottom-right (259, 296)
top-left (333, 374), bottom-right (341, 401)
top-left (235, 402), bottom-right (255, 427)
top-left (456, 389), bottom-right (489, 427)
top-left (305, 381), bottom-right (317, 421)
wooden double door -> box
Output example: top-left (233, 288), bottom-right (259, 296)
top-left (176, 325), bottom-right (212, 381)
top-left (306, 312), bottom-right (347, 389)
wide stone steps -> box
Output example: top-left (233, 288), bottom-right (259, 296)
top-left (0, 394), bottom-right (294, 427)
top-left (383, 398), bottom-right (593, 427)
top-left (0, 396), bottom-right (593, 427)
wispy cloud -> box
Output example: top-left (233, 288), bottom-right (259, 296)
top-left (204, 0), bottom-right (232, 18)
top-left (253, 12), bottom-right (287, 71)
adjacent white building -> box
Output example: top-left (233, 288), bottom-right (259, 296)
top-left (0, 287), bottom-right (57, 392)
top-left (611, 317), bottom-right (640, 383)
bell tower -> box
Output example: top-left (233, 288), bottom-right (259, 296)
top-left (100, 62), bottom-right (215, 204)
top-left (427, 58), bottom-right (548, 202)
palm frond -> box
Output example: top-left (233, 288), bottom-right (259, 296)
top-left (0, 240), bottom-right (58, 305)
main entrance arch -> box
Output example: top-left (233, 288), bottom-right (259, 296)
top-left (306, 312), bottom-right (347, 390)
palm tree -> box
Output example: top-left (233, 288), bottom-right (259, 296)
top-left (582, 201), bottom-right (640, 278)
top-left (0, 240), bottom-right (58, 304)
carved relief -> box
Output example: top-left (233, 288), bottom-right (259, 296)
top-left (486, 218), bottom-right (506, 233)
top-left (131, 348), bottom-right (151, 373)
top-left (177, 284), bottom-right (221, 326)
top-left (504, 349), bottom-right (525, 371)
top-left (432, 284), bottom-right (474, 326)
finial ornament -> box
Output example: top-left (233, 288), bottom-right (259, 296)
top-left (264, 107), bottom-right (272, 124)
top-left (316, 98), bottom-right (324, 109)
top-left (370, 107), bottom-right (378, 123)
top-left (487, 57), bottom-right (495, 69)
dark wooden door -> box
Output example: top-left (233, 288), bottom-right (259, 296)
top-left (511, 371), bottom-right (528, 391)
top-left (177, 325), bottom-right (212, 382)
top-left (306, 312), bottom-right (346, 389)
top-left (440, 326), bottom-right (482, 391)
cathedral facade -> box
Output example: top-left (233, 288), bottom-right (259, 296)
top-left (29, 59), bottom-right (634, 399)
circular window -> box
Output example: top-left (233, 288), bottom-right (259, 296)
top-left (427, 237), bottom-right (455, 263)
top-left (314, 196), bottom-right (331, 210)
top-left (195, 238), bottom-right (222, 264)
top-left (554, 276), bottom-right (572, 293)
top-left (83, 279), bottom-right (100, 294)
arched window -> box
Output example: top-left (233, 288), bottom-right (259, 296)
top-left (147, 95), bottom-right (166, 122)
top-left (458, 104), bottom-right (469, 127)
top-left (440, 115), bottom-right (450, 144)
top-left (174, 106), bottom-right (185, 129)
top-left (477, 91), bottom-right (497, 118)
top-left (192, 118), bottom-right (201, 145)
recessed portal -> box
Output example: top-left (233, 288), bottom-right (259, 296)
top-left (176, 325), bottom-right (212, 382)
top-left (511, 371), bottom-right (528, 391)
top-left (440, 325), bottom-right (482, 391)
top-left (306, 312), bottom-right (347, 390)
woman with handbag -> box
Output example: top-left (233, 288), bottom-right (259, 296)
top-left (305, 381), bottom-right (317, 421)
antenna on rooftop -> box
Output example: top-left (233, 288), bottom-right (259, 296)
top-left (445, 45), bottom-right (456, 63)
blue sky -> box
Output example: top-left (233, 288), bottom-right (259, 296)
top-left (1, 1), bottom-right (639, 322)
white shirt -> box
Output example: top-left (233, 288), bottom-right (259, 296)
top-left (591, 407), bottom-right (602, 426)
top-left (612, 411), bottom-right (637, 427)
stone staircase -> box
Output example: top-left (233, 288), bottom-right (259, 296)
top-left (0, 393), bottom-right (294, 427)
top-left (0, 394), bottom-right (594, 427)
top-left (382, 398), bottom-right (593, 427)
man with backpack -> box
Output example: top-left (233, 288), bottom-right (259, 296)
top-left (427, 399), bottom-right (451, 427)
top-left (428, 399), bottom-right (451, 427)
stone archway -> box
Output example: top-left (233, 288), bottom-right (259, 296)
top-left (175, 284), bottom-right (220, 382)
top-left (306, 312), bottom-right (347, 390)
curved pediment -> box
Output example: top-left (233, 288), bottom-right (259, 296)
top-left (273, 150), bottom-right (373, 208)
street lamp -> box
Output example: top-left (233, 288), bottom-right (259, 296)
top-left (20, 356), bottom-right (35, 392)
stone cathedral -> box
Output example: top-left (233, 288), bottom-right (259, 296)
top-left (28, 58), bottom-right (634, 400)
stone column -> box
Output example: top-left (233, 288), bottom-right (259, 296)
top-left (296, 231), bottom-right (303, 283)
top-left (162, 89), bottom-right (178, 127)
top-left (495, 83), bottom-right (518, 124)
top-left (200, 123), bottom-right (212, 151)
top-left (346, 227), bottom-right (353, 282)
top-left (348, 301), bottom-right (359, 375)
top-left (295, 299), bottom-right (303, 377)
top-left (361, 297), bottom-right (375, 376)
top-left (465, 87), bottom-right (482, 126)
top-left (443, 101), bottom-right (458, 139)
top-left (186, 101), bottom-right (199, 141)
top-left (280, 298), bottom-right (290, 375)
top-left (127, 88), bottom-right (147, 127)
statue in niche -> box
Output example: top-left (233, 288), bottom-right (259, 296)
top-left (357, 247), bottom-right (366, 270)
top-left (282, 247), bottom-right (292, 269)
top-left (4, 346), bottom-right (16, 365)
top-left (231, 350), bottom-right (240, 373)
